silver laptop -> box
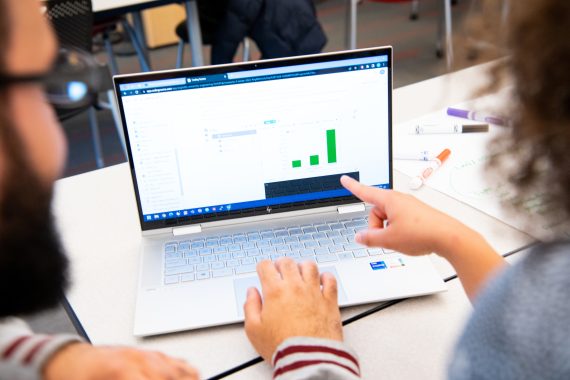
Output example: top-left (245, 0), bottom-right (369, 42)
top-left (114, 47), bottom-right (446, 337)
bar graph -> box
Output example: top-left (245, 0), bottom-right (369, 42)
top-left (292, 129), bottom-right (337, 169)
top-left (310, 155), bottom-right (319, 165)
top-left (327, 129), bottom-right (337, 163)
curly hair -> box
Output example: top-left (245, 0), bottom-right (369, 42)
top-left (460, 0), bottom-right (570, 238)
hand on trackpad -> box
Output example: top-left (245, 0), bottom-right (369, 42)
top-left (233, 266), bottom-right (348, 318)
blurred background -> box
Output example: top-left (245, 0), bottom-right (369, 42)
top-left (59, 0), bottom-right (478, 177)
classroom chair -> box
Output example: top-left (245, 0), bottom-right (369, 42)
top-left (44, 0), bottom-right (125, 168)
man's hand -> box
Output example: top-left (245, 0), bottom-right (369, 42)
top-left (244, 259), bottom-right (343, 362)
top-left (43, 343), bottom-right (199, 380)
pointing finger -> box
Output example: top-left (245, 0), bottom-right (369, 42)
top-left (341, 175), bottom-right (388, 207)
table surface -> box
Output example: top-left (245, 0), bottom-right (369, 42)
top-left (92, 0), bottom-right (185, 16)
top-left (53, 62), bottom-right (535, 379)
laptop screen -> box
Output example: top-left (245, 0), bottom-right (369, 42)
top-left (115, 47), bottom-right (392, 230)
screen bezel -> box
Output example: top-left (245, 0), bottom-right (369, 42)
top-left (114, 47), bottom-right (393, 231)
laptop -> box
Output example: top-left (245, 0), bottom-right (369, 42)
top-left (113, 46), bottom-right (446, 337)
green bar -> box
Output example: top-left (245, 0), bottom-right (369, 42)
top-left (310, 155), bottom-right (319, 165)
top-left (292, 160), bottom-right (302, 168)
top-left (327, 129), bottom-right (337, 163)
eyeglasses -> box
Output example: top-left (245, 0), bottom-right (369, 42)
top-left (0, 48), bottom-right (105, 109)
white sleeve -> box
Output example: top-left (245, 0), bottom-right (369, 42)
top-left (0, 317), bottom-right (83, 380)
top-left (271, 337), bottom-right (361, 380)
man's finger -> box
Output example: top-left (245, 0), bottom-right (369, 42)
top-left (299, 260), bottom-right (320, 287)
top-left (168, 358), bottom-right (200, 379)
top-left (321, 272), bottom-right (339, 303)
top-left (177, 364), bottom-right (200, 380)
top-left (142, 351), bottom-right (184, 380)
top-left (256, 260), bottom-right (281, 299)
top-left (257, 260), bottom-right (280, 286)
top-left (341, 175), bottom-right (387, 206)
top-left (243, 287), bottom-right (262, 326)
top-left (275, 258), bottom-right (302, 282)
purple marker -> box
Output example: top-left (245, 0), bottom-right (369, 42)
top-left (447, 107), bottom-right (509, 127)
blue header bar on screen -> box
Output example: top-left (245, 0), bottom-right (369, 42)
top-left (227, 55), bottom-right (388, 80)
top-left (118, 55), bottom-right (388, 93)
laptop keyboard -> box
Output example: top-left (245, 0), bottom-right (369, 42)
top-left (162, 216), bottom-right (392, 285)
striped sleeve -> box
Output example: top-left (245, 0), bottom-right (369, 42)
top-left (271, 337), bottom-right (361, 380)
top-left (0, 317), bottom-right (83, 380)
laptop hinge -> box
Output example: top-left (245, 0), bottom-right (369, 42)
top-left (337, 203), bottom-right (365, 214)
top-left (172, 224), bottom-right (202, 237)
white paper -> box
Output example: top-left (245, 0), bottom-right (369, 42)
top-left (393, 97), bottom-right (569, 240)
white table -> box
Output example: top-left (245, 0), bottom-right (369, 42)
top-left (93, 0), bottom-right (205, 67)
top-left (53, 62), bottom-right (535, 379)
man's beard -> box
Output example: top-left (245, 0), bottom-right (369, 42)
top-left (0, 120), bottom-right (69, 318)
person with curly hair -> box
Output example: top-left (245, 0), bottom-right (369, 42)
top-left (243, 1), bottom-right (570, 378)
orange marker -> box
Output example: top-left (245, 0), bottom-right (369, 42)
top-left (409, 148), bottom-right (451, 190)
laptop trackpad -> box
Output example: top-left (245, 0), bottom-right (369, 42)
top-left (233, 266), bottom-right (348, 318)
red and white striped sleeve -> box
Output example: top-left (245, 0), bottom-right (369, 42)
top-left (0, 317), bottom-right (83, 380)
top-left (271, 337), bottom-right (361, 380)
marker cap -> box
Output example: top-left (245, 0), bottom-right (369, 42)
top-left (447, 108), bottom-right (469, 119)
top-left (409, 176), bottom-right (423, 190)
top-left (462, 124), bottom-right (489, 133)
top-left (436, 148), bottom-right (451, 162)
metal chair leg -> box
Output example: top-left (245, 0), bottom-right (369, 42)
top-left (131, 11), bottom-right (151, 67)
top-left (242, 38), bottom-right (251, 62)
top-left (176, 40), bottom-right (185, 69)
top-left (436, 1), bottom-right (444, 58)
top-left (345, 0), bottom-right (358, 50)
top-left (410, 0), bottom-right (419, 20)
top-left (183, 0), bottom-right (205, 67)
top-left (87, 107), bottom-right (104, 169)
top-left (443, 0), bottom-right (454, 69)
top-left (435, 0), bottom-right (454, 69)
top-left (121, 19), bottom-right (151, 72)
top-left (103, 32), bottom-right (120, 76)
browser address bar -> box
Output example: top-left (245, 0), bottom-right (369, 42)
top-left (119, 78), bottom-right (187, 91)
top-left (226, 55), bottom-right (387, 80)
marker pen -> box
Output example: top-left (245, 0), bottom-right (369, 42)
top-left (412, 123), bottom-right (489, 134)
top-left (409, 149), bottom-right (451, 190)
top-left (447, 107), bottom-right (509, 127)
top-left (394, 151), bottom-right (434, 161)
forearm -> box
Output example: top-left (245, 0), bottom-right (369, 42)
top-left (438, 222), bottom-right (507, 302)
top-left (0, 317), bottom-right (83, 380)
top-left (337, 179), bottom-right (507, 303)
top-left (271, 337), bottom-right (361, 380)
